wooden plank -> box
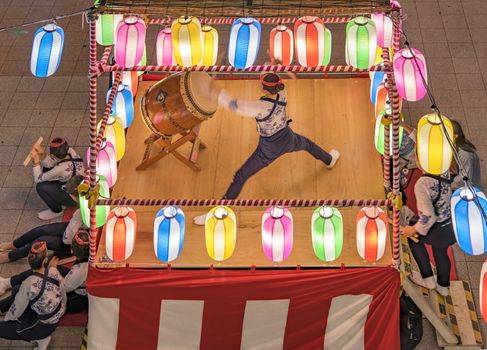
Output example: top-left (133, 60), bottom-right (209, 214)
top-left (449, 281), bottom-right (478, 346)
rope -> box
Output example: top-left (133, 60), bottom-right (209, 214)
top-left (147, 17), bottom-right (351, 25)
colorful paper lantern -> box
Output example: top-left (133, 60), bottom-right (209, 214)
top-left (172, 16), bottom-right (202, 67)
top-left (374, 110), bottom-right (404, 155)
top-left (154, 206), bottom-right (185, 262)
top-left (79, 175), bottom-right (110, 228)
top-left (261, 207), bottom-right (293, 262)
top-left (269, 25), bottom-right (294, 66)
top-left (345, 17), bottom-right (377, 69)
top-left (322, 26), bottom-right (332, 66)
top-left (371, 13), bottom-right (393, 48)
top-left (156, 28), bottom-right (175, 66)
top-left (480, 261), bottom-right (487, 322)
top-left (394, 48), bottom-right (428, 101)
top-left (205, 206), bottom-right (236, 261)
top-left (87, 140), bottom-right (117, 188)
top-left (294, 16), bottom-right (325, 68)
top-left (201, 25), bottom-right (219, 66)
top-left (451, 186), bottom-right (487, 255)
top-left (417, 113), bottom-right (453, 175)
top-left (96, 14), bottom-right (123, 46)
top-left (228, 18), bottom-right (261, 69)
top-left (311, 206), bottom-right (343, 262)
top-left (109, 84), bottom-right (134, 128)
top-left (356, 207), bottom-right (388, 262)
top-left (115, 16), bottom-right (146, 68)
top-left (105, 206), bottom-right (137, 262)
top-left (30, 23), bottom-right (64, 78)
top-left (374, 82), bottom-right (403, 119)
top-left (113, 71), bottom-right (138, 97)
top-left (369, 66), bottom-right (385, 104)
top-left (98, 116), bottom-right (125, 161)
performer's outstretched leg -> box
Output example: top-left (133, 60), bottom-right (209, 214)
top-left (290, 132), bottom-right (340, 168)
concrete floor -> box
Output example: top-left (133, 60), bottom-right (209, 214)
top-left (0, 0), bottom-right (486, 348)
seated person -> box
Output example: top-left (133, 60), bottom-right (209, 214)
top-left (0, 230), bottom-right (89, 314)
top-left (0, 241), bottom-right (66, 350)
top-left (31, 137), bottom-right (85, 221)
top-left (0, 175), bottom-right (84, 264)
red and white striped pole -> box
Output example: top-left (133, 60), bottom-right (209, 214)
top-left (147, 16), bottom-right (352, 25)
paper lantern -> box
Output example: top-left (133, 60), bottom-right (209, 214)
top-left (115, 16), bottom-right (146, 68)
top-left (370, 66), bottom-right (385, 104)
top-left (294, 16), bottom-right (325, 68)
top-left (480, 261), bottom-right (487, 322)
top-left (322, 26), bottom-right (332, 66)
top-left (113, 71), bottom-right (138, 97)
top-left (417, 113), bottom-right (453, 175)
top-left (87, 140), bottom-right (117, 188)
top-left (269, 25), bottom-right (294, 66)
top-left (96, 14), bottom-right (122, 46)
top-left (311, 206), bottom-right (343, 262)
top-left (228, 18), bottom-right (261, 69)
top-left (201, 25), bottom-right (219, 66)
top-left (394, 48), bottom-right (428, 101)
top-left (261, 207), bottom-right (293, 262)
top-left (205, 206), bottom-right (236, 261)
top-left (109, 84), bottom-right (134, 128)
top-left (356, 207), bottom-right (388, 262)
top-left (30, 23), bottom-right (64, 78)
top-left (105, 207), bottom-right (137, 262)
top-left (374, 82), bottom-right (403, 119)
top-left (156, 28), bottom-right (175, 66)
top-left (154, 206), bottom-right (185, 262)
top-left (172, 16), bottom-right (202, 67)
top-left (79, 175), bottom-right (110, 228)
top-left (371, 13), bottom-right (393, 48)
top-left (374, 110), bottom-right (404, 155)
top-left (345, 17), bottom-right (377, 69)
top-left (98, 116), bottom-right (125, 161)
top-left (451, 186), bottom-right (487, 255)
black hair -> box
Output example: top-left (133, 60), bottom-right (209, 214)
top-left (451, 119), bottom-right (476, 153)
top-left (28, 245), bottom-right (48, 270)
top-left (262, 73), bottom-right (285, 95)
top-left (65, 175), bottom-right (85, 196)
top-left (72, 230), bottom-right (89, 262)
top-left (49, 137), bottom-right (69, 159)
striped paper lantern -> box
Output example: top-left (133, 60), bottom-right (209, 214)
top-left (105, 206), bottom-right (137, 262)
top-left (480, 261), bottom-right (487, 322)
top-left (172, 16), bottom-right (202, 67)
top-left (269, 25), bottom-right (294, 66)
top-left (156, 28), bottom-right (175, 66)
top-left (374, 82), bottom-right (403, 119)
top-left (115, 16), bottom-right (146, 69)
top-left (109, 84), bottom-right (134, 128)
top-left (153, 206), bottom-right (185, 262)
top-left (87, 140), bottom-right (117, 188)
top-left (96, 14), bottom-right (123, 46)
top-left (345, 17), bottom-right (377, 69)
top-left (311, 206), bottom-right (343, 262)
top-left (261, 207), bottom-right (293, 262)
top-left (98, 116), bottom-right (125, 161)
top-left (370, 65), bottom-right (385, 104)
top-left (294, 16), bottom-right (325, 68)
top-left (30, 23), bottom-right (64, 78)
top-left (228, 18), bottom-right (261, 69)
top-left (112, 71), bottom-right (138, 97)
top-left (371, 13), bottom-right (393, 48)
top-left (374, 110), bottom-right (404, 155)
top-left (205, 206), bottom-right (236, 261)
top-left (417, 113), bottom-right (453, 175)
top-left (451, 186), bottom-right (487, 255)
top-left (394, 48), bottom-right (428, 101)
top-left (356, 207), bottom-right (388, 262)
top-left (202, 25), bottom-right (219, 66)
top-left (79, 175), bottom-right (110, 228)
top-left (322, 26), bottom-right (332, 66)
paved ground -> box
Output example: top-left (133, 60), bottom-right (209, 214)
top-left (0, 0), bottom-right (486, 348)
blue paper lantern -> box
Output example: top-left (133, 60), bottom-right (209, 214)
top-left (451, 186), bottom-right (487, 255)
top-left (30, 23), bottom-right (64, 78)
top-left (370, 65), bottom-right (385, 104)
top-left (153, 206), bottom-right (185, 262)
top-left (228, 18), bottom-right (261, 69)
top-left (107, 84), bottom-right (134, 128)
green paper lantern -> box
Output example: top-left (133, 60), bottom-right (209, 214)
top-left (311, 206), bottom-right (343, 262)
top-left (322, 26), bottom-right (332, 66)
top-left (96, 14), bottom-right (123, 46)
top-left (345, 16), bottom-right (377, 69)
top-left (79, 175), bottom-right (110, 228)
top-left (374, 109), bottom-right (404, 156)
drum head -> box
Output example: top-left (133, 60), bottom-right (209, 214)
top-left (180, 72), bottom-right (219, 120)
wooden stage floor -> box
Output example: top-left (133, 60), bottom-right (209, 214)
top-left (96, 78), bottom-right (392, 268)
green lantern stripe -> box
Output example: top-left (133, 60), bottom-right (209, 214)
top-left (322, 27), bottom-right (332, 66)
top-left (102, 15), bottom-right (115, 45)
top-left (356, 25), bottom-right (371, 69)
top-left (329, 213), bottom-right (343, 260)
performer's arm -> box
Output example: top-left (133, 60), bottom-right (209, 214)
top-left (218, 90), bottom-right (270, 118)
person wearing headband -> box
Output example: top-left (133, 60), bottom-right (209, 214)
top-left (0, 175), bottom-right (85, 264)
top-left (0, 230), bottom-right (89, 315)
top-left (193, 73), bottom-right (339, 225)
top-left (29, 137), bottom-right (85, 221)
top-left (0, 241), bottom-right (66, 350)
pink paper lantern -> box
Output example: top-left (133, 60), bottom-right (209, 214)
top-left (156, 28), bottom-right (175, 66)
top-left (87, 140), bottom-right (118, 188)
top-left (371, 13), bottom-right (393, 48)
top-left (115, 16), bottom-right (146, 68)
top-left (261, 206), bottom-right (293, 262)
top-left (393, 48), bottom-right (428, 102)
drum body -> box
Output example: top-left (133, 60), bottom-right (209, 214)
top-left (141, 72), bottom-right (218, 136)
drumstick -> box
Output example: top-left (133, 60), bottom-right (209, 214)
top-left (23, 136), bottom-right (43, 167)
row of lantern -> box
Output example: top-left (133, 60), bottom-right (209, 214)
top-left (100, 205), bottom-right (389, 263)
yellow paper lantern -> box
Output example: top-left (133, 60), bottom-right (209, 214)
top-left (98, 116), bottom-right (125, 161)
top-left (201, 25), bottom-right (218, 66)
top-left (171, 16), bottom-right (202, 67)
